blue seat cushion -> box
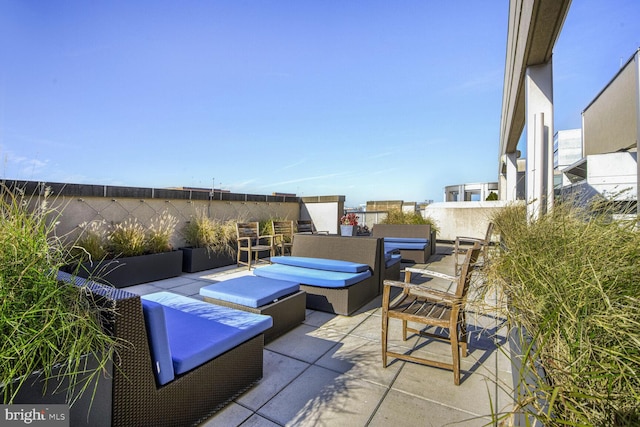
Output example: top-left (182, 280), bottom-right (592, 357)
top-left (384, 241), bottom-right (428, 251)
top-left (386, 254), bottom-right (402, 268)
top-left (141, 299), bottom-right (175, 385)
top-left (142, 292), bottom-right (272, 376)
top-left (270, 256), bottom-right (369, 273)
top-left (383, 237), bottom-right (429, 244)
top-left (200, 276), bottom-right (300, 308)
top-left (254, 264), bottom-right (371, 288)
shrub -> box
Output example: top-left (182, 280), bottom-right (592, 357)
top-left (381, 209), bottom-right (439, 233)
top-left (109, 218), bottom-right (147, 257)
top-left (74, 210), bottom-right (179, 260)
top-left (486, 202), bottom-right (640, 425)
top-left (147, 210), bottom-right (179, 254)
top-left (74, 220), bottom-right (108, 262)
top-left (183, 210), bottom-right (236, 257)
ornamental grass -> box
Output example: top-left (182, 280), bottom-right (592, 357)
top-left (486, 202), bottom-right (640, 426)
top-left (0, 185), bottom-right (118, 404)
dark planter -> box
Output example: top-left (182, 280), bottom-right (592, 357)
top-left (3, 354), bottom-right (112, 427)
top-left (180, 247), bottom-right (235, 273)
top-left (508, 325), bottom-right (549, 426)
top-left (431, 230), bottom-right (437, 255)
top-left (72, 250), bottom-right (183, 288)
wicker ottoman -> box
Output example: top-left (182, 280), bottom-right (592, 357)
top-left (200, 276), bottom-right (306, 342)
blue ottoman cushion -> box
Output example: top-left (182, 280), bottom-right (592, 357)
top-left (199, 276), bottom-right (300, 308)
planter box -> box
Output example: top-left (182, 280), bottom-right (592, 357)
top-left (72, 251), bottom-right (183, 288)
top-left (180, 247), bottom-right (235, 273)
top-left (3, 354), bottom-right (112, 427)
top-left (508, 325), bottom-right (548, 427)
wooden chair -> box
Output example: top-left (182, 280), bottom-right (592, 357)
top-left (271, 220), bottom-right (294, 256)
top-left (296, 219), bottom-right (328, 235)
top-left (236, 222), bottom-right (274, 269)
top-left (454, 222), bottom-right (493, 274)
top-left (381, 242), bottom-right (482, 385)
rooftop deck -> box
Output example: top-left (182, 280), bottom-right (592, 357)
top-left (125, 243), bottom-right (513, 427)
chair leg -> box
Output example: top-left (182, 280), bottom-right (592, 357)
top-left (402, 320), bottom-right (408, 341)
top-left (451, 325), bottom-right (461, 385)
top-left (381, 313), bottom-right (389, 367)
top-left (460, 311), bottom-right (468, 358)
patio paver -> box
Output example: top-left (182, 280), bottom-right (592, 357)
top-left (126, 243), bottom-right (511, 426)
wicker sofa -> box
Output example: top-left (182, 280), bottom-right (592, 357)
top-left (58, 271), bottom-right (270, 427)
top-left (372, 224), bottom-right (436, 264)
top-left (254, 234), bottom-right (383, 315)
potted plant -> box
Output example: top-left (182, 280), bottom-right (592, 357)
top-left (180, 210), bottom-right (237, 273)
top-left (0, 184), bottom-right (117, 426)
top-left (72, 210), bottom-right (182, 287)
top-left (340, 213), bottom-right (359, 237)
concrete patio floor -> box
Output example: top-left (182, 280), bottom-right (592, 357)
top-left (125, 244), bottom-right (514, 427)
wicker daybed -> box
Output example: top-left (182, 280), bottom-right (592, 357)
top-left (255, 234), bottom-right (383, 315)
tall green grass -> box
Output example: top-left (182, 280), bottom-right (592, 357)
top-left (380, 208), bottom-right (439, 232)
top-left (0, 185), bottom-right (118, 404)
top-left (75, 210), bottom-right (179, 261)
top-left (183, 209), bottom-right (237, 257)
top-left (487, 202), bottom-right (640, 425)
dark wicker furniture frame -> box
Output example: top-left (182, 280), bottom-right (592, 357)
top-left (290, 234), bottom-right (383, 315)
top-left (372, 224), bottom-right (436, 263)
top-left (203, 290), bottom-right (306, 343)
top-left (65, 275), bottom-right (264, 427)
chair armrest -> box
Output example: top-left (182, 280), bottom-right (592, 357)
top-left (237, 237), bottom-right (252, 247)
top-left (383, 280), bottom-right (461, 304)
top-left (404, 267), bottom-right (456, 282)
top-left (455, 236), bottom-right (485, 245)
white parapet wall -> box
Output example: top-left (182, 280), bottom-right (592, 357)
top-left (424, 200), bottom-right (519, 242)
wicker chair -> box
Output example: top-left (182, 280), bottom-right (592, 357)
top-left (236, 222), bottom-right (273, 269)
top-left (453, 222), bottom-right (493, 273)
top-left (271, 220), bottom-right (294, 256)
top-left (381, 242), bottom-right (482, 385)
top-left (57, 272), bottom-right (265, 426)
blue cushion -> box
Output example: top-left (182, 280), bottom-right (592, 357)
top-left (142, 292), bottom-right (272, 375)
top-left (270, 256), bottom-right (369, 273)
top-left (383, 237), bottom-right (429, 244)
top-left (140, 299), bottom-right (175, 385)
top-left (385, 242), bottom-right (427, 251)
top-left (200, 276), bottom-right (300, 308)
top-left (254, 264), bottom-right (371, 288)
top-left (386, 254), bottom-right (402, 268)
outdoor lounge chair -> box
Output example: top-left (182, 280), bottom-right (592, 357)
top-left (57, 272), bottom-right (267, 426)
top-left (236, 222), bottom-right (274, 269)
top-left (453, 222), bottom-right (493, 273)
top-left (271, 220), bottom-right (294, 256)
top-left (381, 242), bottom-right (481, 385)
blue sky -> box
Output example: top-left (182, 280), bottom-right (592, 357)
top-left (1, 1), bottom-right (639, 207)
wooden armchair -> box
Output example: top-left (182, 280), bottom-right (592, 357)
top-left (236, 222), bottom-right (274, 269)
top-left (454, 222), bottom-right (493, 273)
top-left (271, 220), bottom-right (294, 256)
top-left (296, 219), bottom-right (328, 235)
top-left (381, 242), bottom-right (482, 385)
